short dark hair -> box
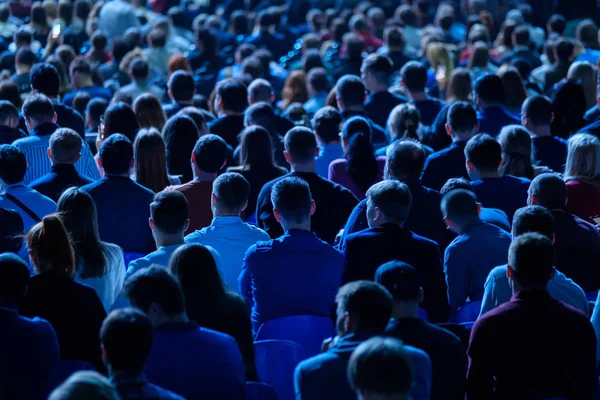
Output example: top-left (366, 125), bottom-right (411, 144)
top-left (555, 38), bottom-right (574, 62)
top-left (30, 63), bottom-right (61, 98)
top-left (69, 58), bottom-right (92, 76)
top-left (50, 128), bottom-right (82, 164)
top-left (440, 177), bottom-right (474, 196)
top-left (0, 100), bottom-right (18, 125)
top-left (168, 71), bottom-right (195, 102)
top-left (213, 172), bottom-right (250, 213)
top-left (362, 54), bottom-right (394, 85)
top-left (124, 266), bottom-right (186, 316)
top-left (111, 37), bottom-right (130, 62)
top-left (0, 4), bottom-right (9, 22)
top-left (508, 233), bottom-right (555, 287)
top-left (336, 75), bottom-right (365, 108)
top-left (367, 181), bottom-right (412, 225)
top-left (522, 95), bottom-right (552, 126)
top-left (0, 145), bottom-right (27, 184)
top-left (284, 127), bottom-right (317, 163)
top-left (474, 74), bottom-right (505, 104)
top-left (512, 205), bottom-right (554, 240)
top-left (375, 261), bottom-right (421, 301)
top-left (148, 28), bottom-right (167, 47)
top-left (447, 102), bottom-right (478, 133)
top-left (100, 308), bottom-right (154, 372)
top-left (401, 61), bottom-right (428, 92)
top-left (307, 67), bottom-right (329, 93)
top-left (129, 57), bottom-right (149, 80)
top-left (348, 337), bottom-right (413, 397)
top-left (150, 190), bottom-right (189, 234)
top-left (247, 79), bottom-right (273, 103)
top-left (336, 281), bottom-right (392, 332)
top-left (192, 134), bottom-right (227, 173)
top-left (15, 46), bottom-right (36, 67)
top-left (99, 134), bottom-right (133, 175)
top-left (312, 106), bottom-right (342, 143)
top-left (386, 140), bottom-right (426, 180)
top-left (245, 101), bottom-right (275, 128)
top-left (465, 133), bottom-right (502, 173)
top-left (441, 189), bottom-right (479, 224)
top-left (216, 79), bottom-right (248, 113)
top-left (22, 93), bottom-right (55, 122)
top-left (0, 253), bottom-right (29, 303)
top-left (384, 27), bottom-right (405, 50)
top-left (86, 98), bottom-right (108, 124)
top-left (528, 173), bottom-right (567, 210)
top-left (548, 14), bottom-right (566, 35)
top-left (513, 25), bottom-right (530, 46)
top-left (271, 176), bottom-right (312, 223)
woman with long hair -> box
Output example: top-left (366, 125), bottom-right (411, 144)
top-left (57, 187), bottom-right (125, 311)
top-left (19, 215), bottom-right (107, 369)
top-left (468, 41), bottom-right (497, 80)
top-left (133, 94), bottom-right (167, 131)
top-left (328, 116), bottom-right (385, 200)
top-left (279, 70), bottom-right (308, 111)
top-left (497, 125), bottom-right (536, 180)
top-left (446, 68), bottom-right (472, 103)
top-left (134, 128), bottom-right (180, 192)
top-left (567, 61), bottom-right (597, 111)
top-left (161, 115), bottom-right (199, 183)
top-left (169, 243), bottom-right (258, 381)
top-left (497, 66), bottom-right (528, 115)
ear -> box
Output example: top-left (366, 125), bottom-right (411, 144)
top-left (283, 150), bottom-right (292, 164)
top-left (130, 159), bottom-right (135, 169)
top-left (417, 287), bottom-right (424, 305)
top-left (473, 122), bottom-right (480, 134)
top-left (273, 207), bottom-right (282, 223)
top-left (183, 219), bottom-right (190, 232)
top-left (168, 90), bottom-right (173, 100)
top-left (314, 147), bottom-right (320, 157)
top-left (75, 153), bottom-right (81, 162)
top-left (101, 345), bottom-right (108, 362)
top-left (443, 216), bottom-right (451, 228)
top-left (550, 112), bottom-right (555, 123)
top-left (530, 193), bottom-right (537, 205)
top-left (240, 200), bottom-right (248, 213)
top-left (211, 192), bottom-right (217, 206)
top-left (98, 157), bottom-right (103, 170)
top-left (47, 147), bottom-right (52, 160)
top-left (220, 159), bottom-right (227, 171)
top-left (336, 97), bottom-right (343, 110)
top-left (191, 151), bottom-right (196, 163)
top-left (52, 112), bottom-right (57, 124)
top-left (507, 265), bottom-right (516, 279)
top-left (149, 218), bottom-right (155, 230)
top-left (476, 202), bottom-right (482, 216)
top-left (445, 123), bottom-right (452, 137)
top-left (466, 160), bottom-right (474, 171)
top-left (498, 158), bottom-right (504, 168)
top-left (549, 267), bottom-right (556, 280)
top-left (309, 199), bottom-right (316, 216)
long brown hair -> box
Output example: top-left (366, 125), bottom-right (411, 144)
top-left (27, 214), bottom-right (75, 276)
top-left (281, 70), bottom-right (308, 110)
top-left (133, 94), bottom-right (167, 132)
top-left (134, 128), bottom-right (171, 193)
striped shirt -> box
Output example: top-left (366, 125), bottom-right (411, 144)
top-left (12, 123), bottom-right (100, 186)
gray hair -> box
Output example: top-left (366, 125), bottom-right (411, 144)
top-left (564, 133), bottom-right (600, 182)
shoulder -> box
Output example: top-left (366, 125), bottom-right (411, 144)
top-left (12, 136), bottom-right (34, 147)
top-left (488, 264), bottom-right (508, 280)
top-left (102, 242), bottom-right (124, 258)
top-left (329, 158), bottom-right (346, 169)
top-left (296, 351), bottom-right (339, 376)
top-left (81, 179), bottom-right (103, 193)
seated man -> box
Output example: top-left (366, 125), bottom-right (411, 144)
top-left (123, 267), bottom-right (246, 399)
top-left (186, 172), bottom-right (269, 293)
top-left (442, 189), bottom-right (511, 312)
top-left (82, 134), bottom-right (155, 254)
top-left (312, 107), bottom-right (344, 178)
top-left (162, 71), bottom-right (196, 118)
top-left (343, 180), bottom-right (449, 323)
top-left (101, 309), bottom-right (184, 400)
top-left (62, 58), bottom-right (112, 106)
top-left (400, 61), bottom-right (445, 126)
top-left (240, 177), bottom-right (344, 332)
top-left (0, 100), bottom-right (25, 145)
top-left (208, 79), bottom-right (248, 148)
top-left (466, 133), bottom-right (530, 221)
top-left (472, 74), bottom-right (519, 137)
top-left (377, 261), bottom-right (467, 400)
top-left (0, 253), bottom-right (59, 399)
top-left (117, 57), bottom-right (166, 102)
top-left (294, 281), bottom-right (432, 400)
top-left (362, 54), bottom-right (406, 128)
top-left (467, 233), bottom-right (597, 399)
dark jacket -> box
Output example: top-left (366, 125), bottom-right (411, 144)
top-left (365, 91), bottom-right (407, 128)
top-left (19, 99), bottom-right (86, 138)
top-left (28, 163), bottom-right (94, 202)
top-left (499, 47), bottom-right (542, 71)
top-left (543, 61), bottom-right (571, 93)
top-left (477, 105), bottom-right (520, 137)
top-left (421, 140), bottom-right (470, 191)
top-left (244, 31), bottom-right (289, 60)
top-left (208, 114), bottom-right (246, 148)
top-left (0, 125), bottom-right (26, 145)
top-left (340, 110), bottom-right (388, 148)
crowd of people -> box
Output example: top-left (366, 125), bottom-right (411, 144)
top-left (1, 0), bottom-right (600, 399)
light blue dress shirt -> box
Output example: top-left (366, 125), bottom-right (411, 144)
top-left (315, 143), bottom-right (344, 178)
top-left (304, 93), bottom-right (328, 115)
top-left (480, 264), bottom-right (589, 319)
top-left (185, 216), bottom-right (269, 293)
top-left (0, 183), bottom-right (56, 232)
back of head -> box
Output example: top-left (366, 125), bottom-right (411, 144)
top-left (102, 102), bottom-right (139, 142)
top-left (474, 74), bottom-right (505, 105)
top-left (150, 190), bottom-right (189, 235)
top-left (362, 54), bottom-right (393, 85)
top-left (0, 81), bottom-right (22, 110)
top-left (565, 133), bottom-right (600, 180)
top-left (400, 61), bottom-right (428, 92)
top-left (86, 98), bottom-right (108, 125)
top-left (367, 180), bottom-right (412, 226)
top-left (15, 46), bottom-right (36, 68)
top-left (384, 27), bottom-right (405, 50)
top-left (22, 93), bottom-right (55, 124)
top-left (123, 265), bottom-right (185, 317)
top-left (576, 19), bottom-right (599, 48)
top-left (284, 127), bottom-right (318, 164)
top-left (307, 67), bottom-right (330, 94)
top-left (148, 28), bottom-right (167, 48)
top-left (513, 25), bottom-right (530, 46)
top-left (192, 134), bottom-right (228, 173)
top-left (447, 101), bottom-right (478, 135)
top-left (48, 371), bottom-right (121, 400)
top-left (335, 75), bottom-right (366, 108)
top-left (336, 281), bottom-right (393, 333)
top-left (27, 214), bottom-right (75, 276)
top-left (386, 140), bottom-right (426, 180)
top-left (270, 176), bottom-right (312, 224)
top-left (100, 308), bottom-right (153, 373)
top-left (0, 144), bottom-right (27, 185)
top-left (512, 205), bottom-right (554, 240)
top-left (342, 117), bottom-right (376, 192)
top-left (548, 14), bottom-right (566, 36)
top-left (213, 172), bottom-right (250, 214)
top-left (0, 100), bottom-right (19, 127)
top-left (99, 133), bottom-right (133, 175)
top-left (312, 106), bottom-right (342, 143)
top-left (529, 173), bottom-right (567, 210)
top-left (69, 57), bottom-right (92, 78)
top-left (343, 33), bottom-right (364, 59)
top-left (245, 101), bottom-right (275, 129)
top-left (522, 95), bottom-right (552, 127)
top-left (129, 57), bottom-right (149, 81)
top-left (30, 63), bottom-right (60, 98)
top-left (387, 104), bottom-right (420, 141)
top-left (111, 37), bottom-right (129, 62)
top-left (0, 253), bottom-right (29, 304)
top-left (440, 177), bottom-right (474, 196)
top-left (497, 125), bottom-right (533, 179)
top-left (508, 233), bottom-right (555, 288)
top-left (50, 128), bottom-right (82, 164)
top-left (302, 50), bottom-right (323, 73)
top-left (238, 125), bottom-right (275, 168)
top-left (248, 78), bottom-right (273, 103)
top-left (348, 337), bottom-right (413, 399)
top-left (441, 189), bottom-right (479, 226)
top-left (465, 133), bottom-right (502, 174)
top-left (168, 71), bottom-right (195, 103)
top-left (216, 78), bottom-right (248, 113)
top-left (375, 261), bottom-right (421, 303)
top-left (133, 94), bottom-right (166, 131)
top-left (555, 38), bottom-right (574, 63)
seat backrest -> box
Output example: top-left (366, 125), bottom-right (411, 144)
top-left (254, 340), bottom-right (304, 400)
top-left (49, 359), bottom-right (95, 391)
top-left (455, 300), bottom-right (483, 323)
top-left (245, 381), bottom-right (279, 400)
top-left (585, 291), bottom-right (598, 302)
top-left (255, 315), bottom-right (335, 359)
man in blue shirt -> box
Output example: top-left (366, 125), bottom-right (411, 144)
top-left (473, 74), bottom-right (519, 137)
top-left (124, 266), bottom-right (245, 400)
top-left (101, 308), bottom-right (185, 400)
top-left (62, 59), bottom-right (112, 107)
top-left (244, 10), bottom-right (289, 60)
top-left (421, 102), bottom-right (479, 191)
top-left (0, 253), bottom-right (59, 399)
top-left (240, 176), bottom-right (344, 333)
top-left (466, 133), bottom-right (531, 221)
top-left (362, 54), bottom-right (406, 128)
top-left (304, 68), bottom-right (330, 116)
top-left (400, 61), bottom-right (445, 126)
top-left (441, 189), bottom-right (511, 313)
top-left (294, 281), bottom-right (432, 400)
top-left (82, 134), bottom-right (155, 254)
top-left (312, 107), bottom-right (344, 178)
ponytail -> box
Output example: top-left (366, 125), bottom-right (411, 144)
top-left (401, 120), bottom-right (420, 142)
top-left (27, 214), bottom-right (75, 276)
top-left (346, 130), bottom-right (378, 194)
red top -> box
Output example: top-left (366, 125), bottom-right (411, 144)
top-left (169, 180), bottom-right (214, 234)
top-left (565, 179), bottom-right (600, 224)
top-left (328, 156), bottom-right (386, 201)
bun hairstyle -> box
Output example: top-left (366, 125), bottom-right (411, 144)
top-left (27, 214), bottom-right (75, 276)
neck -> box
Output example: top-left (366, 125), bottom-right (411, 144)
top-left (76, 78), bottom-right (94, 88)
top-left (478, 170), bottom-right (500, 179)
top-left (193, 170), bottom-right (218, 181)
top-left (282, 221), bottom-right (311, 232)
top-left (391, 302), bottom-right (420, 319)
top-left (155, 233), bottom-right (184, 248)
top-left (455, 217), bottom-right (480, 234)
top-left (528, 125), bottom-right (552, 137)
top-left (218, 109), bottom-right (242, 117)
top-left (290, 162), bottom-right (316, 174)
top-left (213, 210), bottom-right (241, 218)
top-left (16, 65), bottom-right (30, 75)
top-left (173, 99), bottom-right (193, 106)
top-left (341, 105), bottom-right (364, 113)
top-left (106, 172), bottom-right (131, 178)
top-left (408, 91), bottom-right (427, 101)
top-left (369, 84), bottom-right (388, 94)
top-left (109, 368), bottom-right (141, 378)
top-left (159, 313), bottom-right (189, 326)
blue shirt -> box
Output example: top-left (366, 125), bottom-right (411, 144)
top-left (239, 229), bottom-right (344, 332)
top-left (471, 175), bottom-right (531, 221)
top-left (63, 86), bottom-right (113, 107)
top-left (304, 93), bottom-right (328, 116)
top-left (444, 219), bottom-right (511, 311)
top-left (110, 373), bottom-right (185, 400)
top-left (315, 143), bottom-right (344, 178)
top-left (144, 321), bottom-right (245, 400)
top-left (413, 98), bottom-right (446, 126)
top-left (185, 216), bottom-right (269, 293)
top-left (532, 136), bottom-right (568, 173)
top-left (575, 49), bottom-right (600, 64)
top-left (477, 105), bottom-right (520, 137)
top-left (421, 140), bottom-right (470, 191)
top-left (0, 183), bottom-right (56, 232)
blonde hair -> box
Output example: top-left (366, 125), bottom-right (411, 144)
top-left (387, 103), bottom-right (421, 142)
top-left (426, 42), bottom-right (454, 73)
top-left (567, 61), bottom-right (597, 110)
top-left (565, 133), bottom-right (600, 183)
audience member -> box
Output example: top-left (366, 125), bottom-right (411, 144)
top-left (208, 78), bottom-right (248, 148)
top-left (362, 54), bottom-right (406, 128)
top-left (0, 100), bottom-right (26, 145)
top-left (312, 106), bottom-right (344, 178)
top-left (161, 114), bottom-right (200, 184)
top-left (163, 70), bottom-right (196, 118)
top-left (133, 94), bottom-right (167, 132)
top-left (133, 128), bottom-right (179, 193)
top-left (118, 57), bottom-right (166, 102)
top-left (48, 371), bottom-right (122, 400)
top-left (472, 74), bottom-right (520, 137)
top-left (401, 61), bottom-right (445, 126)
top-left (63, 58), bottom-right (112, 106)
top-left (497, 125), bottom-right (537, 180)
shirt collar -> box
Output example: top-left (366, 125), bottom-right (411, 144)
top-left (212, 216), bottom-right (243, 225)
top-left (51, 163), bottom-right (78, 173)
top-left (30, 122), bottom-right (59, 137)
top-left (110, 372), bottom-right (148, 385)
top-left (158, 243), bottom-right (184, 252)
top-left (283, 229), bottom-right (316, 238)
top-left (3, 183), bottom-right (27, 192)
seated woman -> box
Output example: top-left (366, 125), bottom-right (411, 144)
top-left (564, 133), bottom-right (600, 224)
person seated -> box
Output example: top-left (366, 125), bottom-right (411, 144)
top-left (0, 253), bottom-right (59, 399)
top-left (377, 261), bottom-right (467, 400)
top-left (19, 215), bottom-right (106, 369)
top-left (186, 27), bottom-right (219, 72)
top-left (400, 61), bottom-right (445, 126)
top-left (169, 134), bottom-right (229, 234)
top-left (85, 98), bottom-right (108, 134)
top-left (48, 371), bottom-right (121, 400)
top-left (378, 26), bottom-right (413, 74)
top-left (543, 38), bottom-right (574, 93)
top-left (294, 281), bottom-right (432, 400)
top-left (82, 134), bottom-right (155, 254)
top-left (28, 128), bottom-right (94, 201)
top-left (185, 172), bottom-right (269, 293)
top-left (117, 57), bottom-right (166, 103)
top-left (466, 133), bottom-right (531, 221)
top-left (62, 58), bottom-right (112, 107)
top-left (99, 37), bottom-right (129, 81)
top-left (208, 79), bottom-right (248, 148)
top-left (442, 189), bottom-right (511, 312)
top-left (242, 102), bottom-right (288, 167)
top-left (312, 107), bottom-right (344, 178)
top-left (162, 71), bottom-right (196, 118)
top-left (142, 28), bottom-right (173, 79)
top-left (101, 309), bottom-right (185, 400)
top-left (473, 74), bottom-right (520, 137)
top-left (123, 266), bottom-right (246, 399)
top-left (241, 177), bottom-right (344, 332)
top-left (343, 180), bottom-right (449, 322)
top-left (0, 100), bottom-right (25, 144)
top-left (304, 67), bottom-right (330, 116)
top-left (467, 233), bottom-right (597, 399)
top-left (480, 205), bottom-right (589, 316)
top-left (333, 33), bottom-right (364, 82)
top-left (421, 102), bottom-right (479, 191)
top-left (521, 95), bottom-right (567, 173)
top-left (256, 127), bottom-right (358, 244)
top-left (499, 25), bottom-right (542, 70)
top-left (14, 93), bottom-right (99, 185)
top-left (362, 54), bottom-right (407, 128)
top-left (10, 46), bottom-right (35, 95)
top-left (243, 10), bottom-right (289, 60)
